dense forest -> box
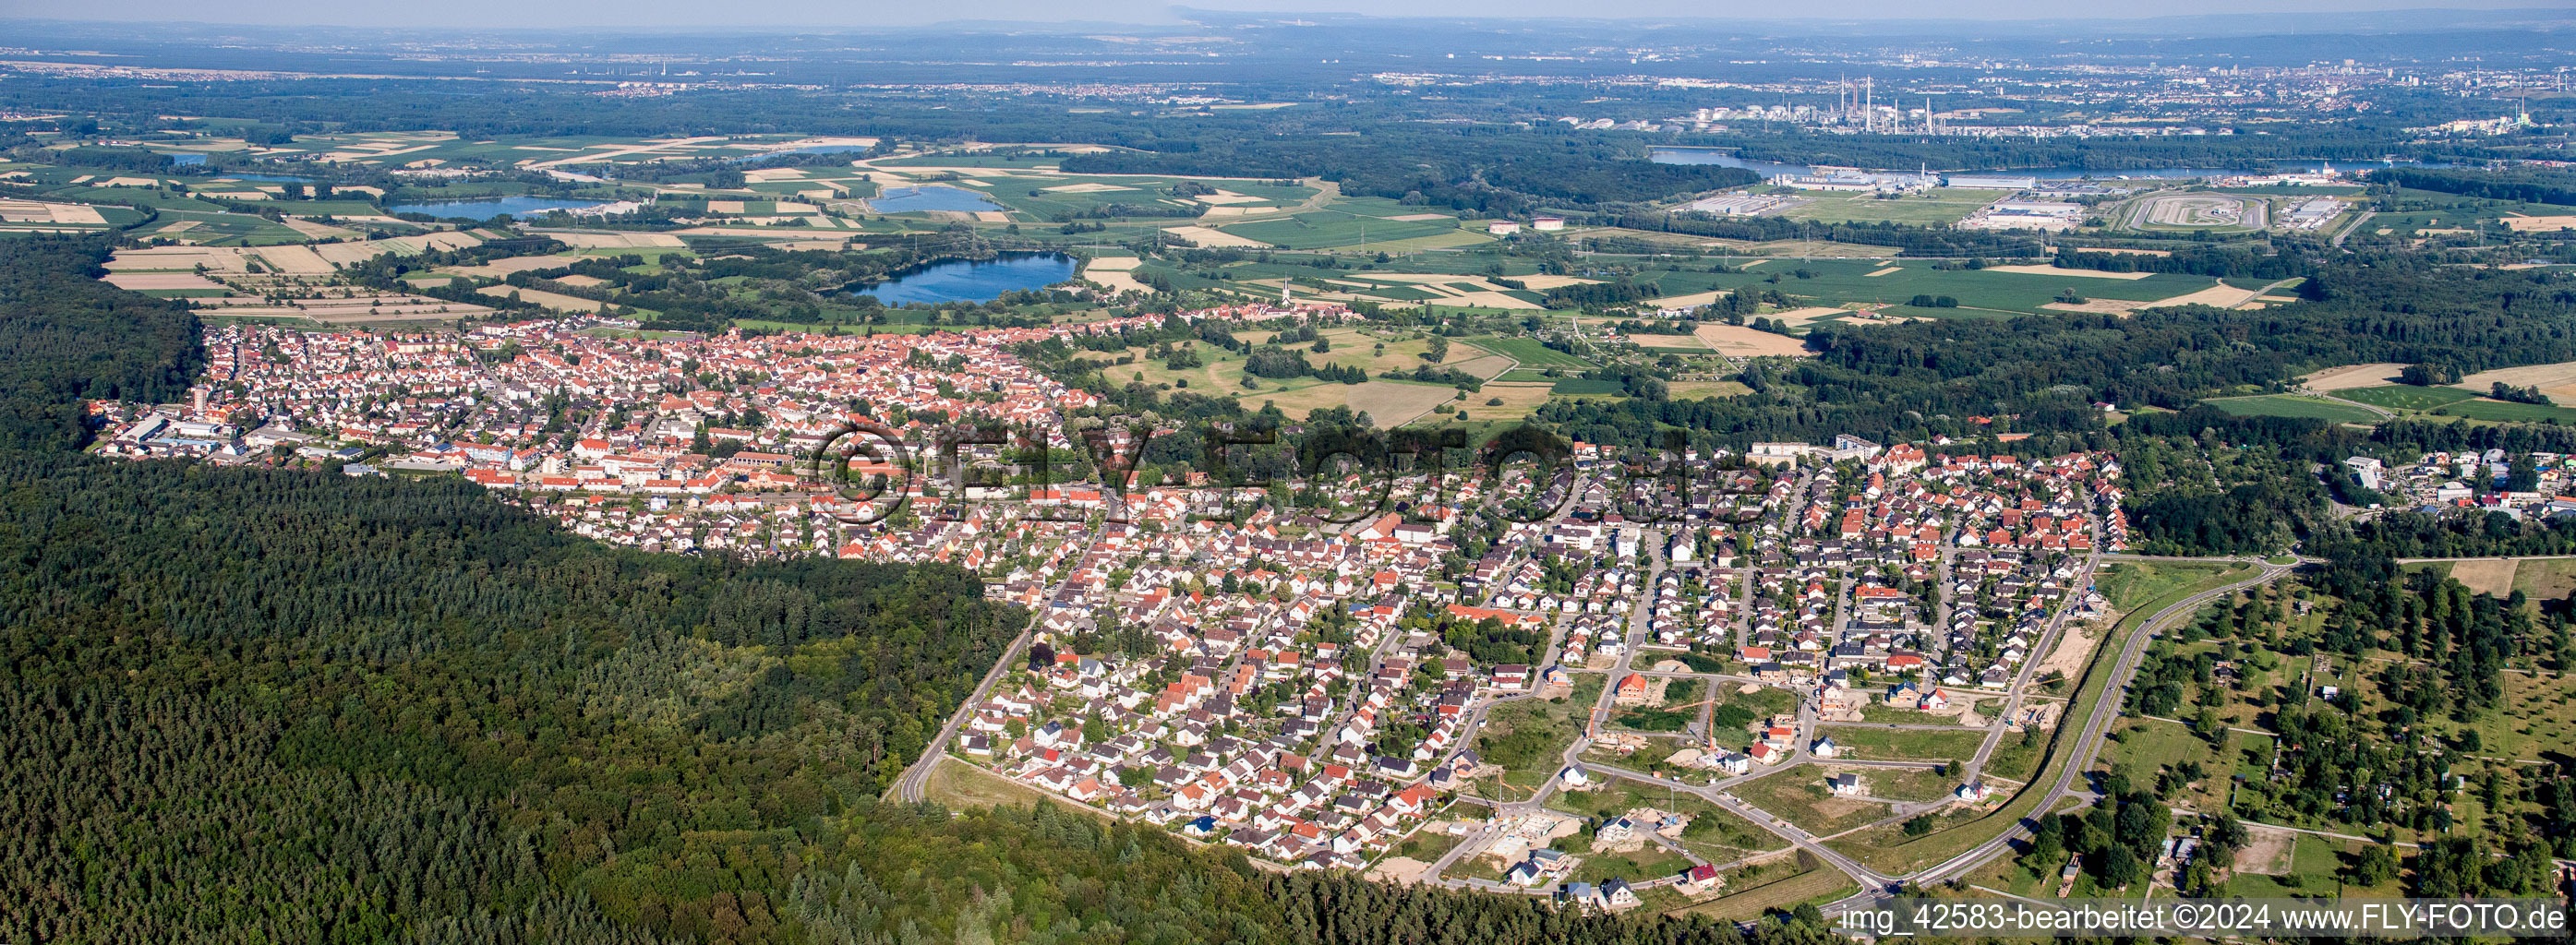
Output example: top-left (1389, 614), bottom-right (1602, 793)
top-left (1062, 131), bottom-right (1760, 213)
top-left (0, 239), bottom-right (204, 450)
top-left (2369, 166), bottom-right (2576, 208)
top-left (0, 453), bottom-right (1040, 943)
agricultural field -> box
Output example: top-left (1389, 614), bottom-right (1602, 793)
top-left (2297, 363), bottom-right (2411, 391)
top-left (2361, 187), bottom-right (2576, 241)
top-left (1451, 381), bottom-right (1559, 426)
top-left (267, 132), bottom-right (882, 170)
top-left (1458, 335), bottom-right (1597, 370)
top-left (2330, 385), bottom-right (2479, 411)
top-left (1641, 258), bottom-right (2216, 317)
top-left (950, 173), bottom-right (1318, 221)
top-left (1219, 209), bottom-right (1474, 251)
top-left (1261, 380), bottom-right (1463, 427)
top-left (2431, 399), bottom-right (2576, 424)
top-left (1691, 324), bottom-right (1813, 357)
top-left (1666, 379), bottom-right (1753, 400)
top-left (2456, 360), bottom-right (2576, 404)
top-left (0, 197), bottom-right (128, 235)
top-left (2201, 394), bottom-right (2385, 424)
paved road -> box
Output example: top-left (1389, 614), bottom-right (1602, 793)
top-left (1819, 560), bottom-right (2295, 915)
top-left (1506, 527), bottom-right (1667, 818)
top-left (890, 521), bottom-right (1106, 803)
top-left (1968, 521), bottom-right (2103, 777)
top-left (886, 469), bottom-right (2297, 915)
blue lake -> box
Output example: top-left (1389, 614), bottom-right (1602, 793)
top-left (388, 196), bottom-right (615, 218)
top-left (869, 185), bottom-right (1006, 214)
top-left (1648, 148), bottom-right (2453, 180)
top-left (161, 152), bottom-right (208, 166)
top-left (848, 254), bottom-right (1075, 305)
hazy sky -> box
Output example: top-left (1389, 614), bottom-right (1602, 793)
top-left (0, 0), bottom-right (2547, 30)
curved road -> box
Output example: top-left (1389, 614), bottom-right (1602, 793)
top-left (1818, 560), bottom-right (2295, 914)
top-left (885, 472), bottom-right (2296, 919)
top-left (890, 521), bottom-right (1106, 803)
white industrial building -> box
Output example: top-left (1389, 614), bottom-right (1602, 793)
top-left (1959, 200), bottom-right (2086, 232)
top-left (1945, 174), bottom-right (2040, 190)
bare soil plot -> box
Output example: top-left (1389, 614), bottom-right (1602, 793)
top-left (2041, 298), bottom-right (2150, 315)
top-left (1040, 182), bottom-right (1131, 194)
top-left (103, 272), bottom-right (229, 292)
top-left (2299, 363), bottom-right (2411, 391)
top-left (2458, 361), bottom-right (2576, 403)
top-left (443, 255), bottom-right (573, 279)
top-left (1771, 306), bottom-right (1847, 329)
top-left (2236, 825), bottom-right (2297, 876)
top-left (1367, 856), bottom-right (1436, 885)
top-left (2037, 619), bottom-right (2101, 683)
top-left (278, 218), bottom-right (359, 240)
top-left (250, 245), bottom-right (335, 276)
top-left (1466, 382), bottom-right (1560, 424)
top-left (2141, 282), bottom-right (2265, 310)
top-left (1078, 257), bottom-right (1152, 294)
top-left (2502, 215), bottom-right (2576, 233)
top-left (1864, 267), bottom-right (1902, 277)
top-left (1435, 291), bottom-right (1543, 310)
top-left (477, 285), bottom-right (608, 314)
top-left (1648, 290), bottom-right (1728, 309)
top-left (1347, 381), bottom-right (1463, 426)
top-left (2448, 558), bottom-right (2520, 596)
top-left (1162, 225), bottom-right (1270, 247)
top-left (1443, 354), bottom-right (1514, 380)
top-left (104, 246), bottom-right (254, 272)
top-left (0, 200), bottom-right (105, 224)
top-left (1194, 191), bottom-right (1268, 205)
top-left (1694, 325), bottom-right (1811, 357)
top-left (1512, 274), bottom-right (1600, 290)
